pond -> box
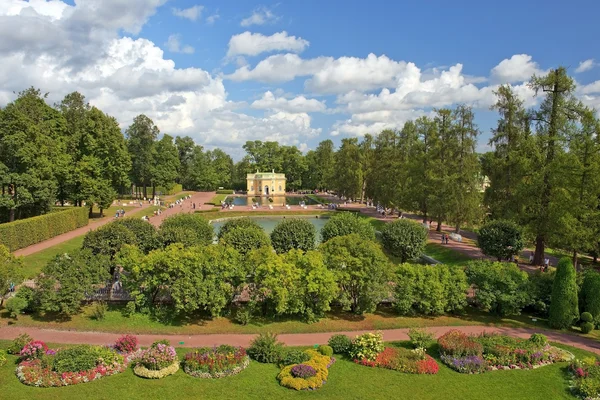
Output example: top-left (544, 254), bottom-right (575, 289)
top-left (211, 215), bottom-right (329, 243)
top-left (225, 195), bottom-right (320, 207)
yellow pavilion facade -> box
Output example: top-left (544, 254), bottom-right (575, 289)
top-left (246, 170), bottom-right (286, 196)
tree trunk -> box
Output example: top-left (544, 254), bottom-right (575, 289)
top-left (573, 250), bottom-right (578, 271)
top-left (436, 218), bottom-right (442, 232)
top-left (143, 184), bottom-right (147, 199)
top-left (455, 223), bottom-right (461, 234)
top-left (533, 235), bottom-right (545, 265)
top-left (422, 211), bottom-right (428, 224)
top-left (9, 208), bottom-right (15, 223)
top-left (100, 207), bottom-right (104, 217)
top-left (88, 205), bottom-right (93, 218)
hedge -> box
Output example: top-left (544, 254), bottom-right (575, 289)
top-left (216, 189), bottom-right (235, 194)
top-left (0, 207), bottom-right (89, 251)
top-left (155, 184), bottom-right (183, 196)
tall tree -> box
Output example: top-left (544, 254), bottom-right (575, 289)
top-left (430, 109), bottom-right (456, 231)
top-left (407, 116), bottom-right (438, 223)
top-left (175, 136), bottom-right (195, 188)
top-left (151, 134), bottom-right (180, 196)
top-left (332, 138), bottom-right (362, 200)
top-left (126, 114), bottom-right (159, 198)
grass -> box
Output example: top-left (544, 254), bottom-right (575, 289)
top-left (0, 339), bottom-right (589, 400)
top-left (164, 191), bottom-right (195, 202)
top-left (19, 236), bottom-right (85, 279)
top-left (0, 304), bottom-right (550, 336)
top-left (424, 243), bottom-right (473, 266)
top-left (207, 193), bottom-right (229, 205)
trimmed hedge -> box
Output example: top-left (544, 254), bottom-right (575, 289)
top-left (0, 207), bottom-right (89, 251)
top-left (216, 189), bottom-right (235, 194)
top-left (155, 184), bottom-right (183, 196)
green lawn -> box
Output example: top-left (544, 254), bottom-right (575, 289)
top-left (207, 193), bottom-right (229, 205)
top-left (0, 340), bottom-right (588, 400)
top-left (19, 236), bottom-right (85, 279)
top-left (424, 243), bottom-right (473, 266)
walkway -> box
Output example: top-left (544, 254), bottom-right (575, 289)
top-left (0, 325), bottom-right (598, 354)
top-left (13, 192), bottom-right (215, 257)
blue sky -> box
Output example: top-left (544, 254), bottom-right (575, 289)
top-left (1, 0), bottom-right (599, 158)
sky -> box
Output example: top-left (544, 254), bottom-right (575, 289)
top-left (1, 0), bottom-right (599, 159)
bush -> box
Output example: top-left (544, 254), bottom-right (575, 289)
top-left (82, 222), bottom-right (137, 261)
top-left (114, 335), bottom-right (138, 354)
top-left (529, 333), bottom-right (548, 346)
top-left (0, 349), bottom-right (6, 367)
top-left (114, 218), bottom-right (159, 253)
top-left (159, 214), bottom-right (214, 247)
top-left (92, 301), bottom-right (108, 320)
top-left (53, 345), bottom-right (100, 373)
top-left (279, 348), bottom-right (311, 367)
top-left (14, 286), bottom-right (37, 313)
top-left (219, 226), bottom-right (270, 255)
top-left (151, 339), bottom-right (171, 348)
top-left (328, 334), bottom-right (352, 354)
top-left (549, 258), bottom-right (579, 329)
top-left (5, 296), bottom-right (27, 318)
top-left (7, 333), bottom-right (32, 354)
top-left (321, 212), bottom-right (375, 243)
top-left (155, 184), bottom-right (183, 195)
top-left (183, 346), bottom-right (249, 378)
top-left (277, 349), bottom-right (332, 391)
top-left (408, 328), bottom-right (435, 349)
top-left (465, 261), bottom-right (530, 316)
top-left (123, 301), bottom-right (136, 317)
top-left (318, 345), bottom-right (333, 357)
top-left (247, 332), bottom-right (284, 363)
top-left (394, 264), bottom-right (468, 315)
top-left (529, 270), bottom-right (555, 316)
top-left (19, 340), bottom-right (48, 360)
top-left (217, 218), bottom-right (263, 240)
top-left (380, 219), bottom-right (428, 262)
top-left (581, 322), bottom-right (594, 334)
top-left (0, 207), bottom-right (89, 251)
top-left (233, 306), bottom-right (253, 325)
top-left (437, 330), bottom-right (483, 357)
top-left (581, 270), bottom-right (600, 325)
top-left (270, 218), bottom-right (316, 253)
top-left (582, 312), bottom-right (594, 323)
top-left (477, 220), bottom-right (524, 261)
top-left (350, 332), bottom-right (385, 362)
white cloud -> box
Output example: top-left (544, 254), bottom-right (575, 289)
top-left (172, 5), bottom-right (203, 21)
top-left (226, 53), bottom-right (329, 83)
top-left (206, 13), bottom-right (219, 25)
top-left (576, 59), bottom-right (595, 73)
top-left (165, 34), bottom-right (194, 54)
top-left (240, 6), bottom-right (278, 26)
top-left (580, 80), bottom-right (600, 95)
top-left (251, 91), bottom-right (326, 113)
top-left (227, 31), bottom-right (309, 57)
top-left (490, 54), bottom-right (545, 83)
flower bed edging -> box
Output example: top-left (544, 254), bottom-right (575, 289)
top-left (133, 361), bottom-right (180, 379)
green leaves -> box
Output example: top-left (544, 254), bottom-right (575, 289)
top-left (381, 219), bottom-right (428, 263)
top-left (549, 258), bottom-right (579, 329)
top-left (270, 218), bottom-right (316, 254)
top-left (477, 220), bottom-right (525, 261)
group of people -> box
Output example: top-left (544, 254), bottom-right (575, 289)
top-left (114, 209), bottom-right (126, 219)
top-left (440, 233), bottom-right (450, 244)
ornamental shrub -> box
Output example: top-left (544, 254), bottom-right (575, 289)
top-left (53, 345), bottom-right (100, 373)
top-left (549, 258), bottom-right (579, 329)
top-left (465, 260), bottom-right (530, 316)
top-left (408, 328), bottom-right (435, 349)
top-left (328, 334), bottom-right (352, 354)
top-left (278, 349), bottom-right (311, 367)
top-left (529, 270), bottom-right (555, 316)
top-left (277, 349), bottom-right (333, 391)
top-left (20, 341), bottom-right (48, 360)
top-left (159, 214), bottom-right (214, 248)
top-left (290, 364), bottom-right (317, 378)
top-left (92, 301), bottom-right (108, 320)
top-left (529, 333), bottom-right (548, 347)
top-left (477, 220), bottom-right (524, 261)
top-left (114, 335), bottom-right (138, 354)
top-left (247, 332), bottom-right (284, 363)
top-left (380, 219), bottom-right (428, 262)
top-left (14, 286), bottom-right (38, 313)
top-left (318, 345), bottom-right (334, 357)
top-left (321, 212), bottom-right (375, 243)
top-left (581, 270), bottom-right (600, 325)
top-left (582, 312), bottom-right (594, 323)
top-left (219, 226), bottom-right (270, 255)
top-left (270, 218), bottom-right (316, 253)
top-left (5, 296), bottom-right (27, 319)
top-left (581, 322), bottom-right (594, 334)
top-left (350, 331), bottom-right (385, 362)
top-left (114, 218), bottom-right (159, 253)
top-left (217, 218), bottom-right (262, 240)
top-left (7, 333), bottom-right (32, 355)
top-left (123, 301), bottom-right (136, 317)
top-left (0, 349), bottom-right (6, 367)
top-left (394, 263), bottom-right (468, 315)
top-left (82, 222), bottom-right (137, 261)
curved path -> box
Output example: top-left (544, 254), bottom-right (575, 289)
top-left (1, 325), bottom-right (599, 355)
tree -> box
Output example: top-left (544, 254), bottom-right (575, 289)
top-left (175, 136), bottom-right (195, 187)
top-left (82, 222), bottom-right (137, 268)
top-left (332, 138), bottom-right (362, 199)
top-left (158, 214), bottom-right (214, 248)
top-left (321, 234), bottom-right (393, 314)
top-left (280, 145), bottom-right (307, 191)
top-left (465, 261), bottom-right (530, 316)
top-left (270, 218), bottom-right (316, 253)
top-left (217, 218), bottom-right (263, 239)
top-left (0, 245), bottom-right (23, 304)
top-left (126, 114), bottom-right (159, 198)
top-left (548, 257), bottom-right (579, 329)
top-left (581, 270), bottom-right (600, 326)
top-left (321, 212), bottom-right (375, 243)
top-left (36, 249), bottom-right (110, 317)
top-left (114, 218), bottom-right (159, 253)
top-left (151, 134), bottom-right (180, 196)
top-left (219, 226), bottom-right (270, 255)
top-left (304, 140), bottom-right (335, 190)
top-left (477, 220), bottom-right (525, 261)
top-left (380, 219), bottom-right (428, 263)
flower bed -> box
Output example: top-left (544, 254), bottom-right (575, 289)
top-left (183, 345), bottom-right (250, 379)
top-left (278, 349), bottom-right (335, 391)
top-left (354, 346), bottom-right (439, 374)
top-left (131, 343), bottom-right (179, 379)
top-left (438, 330), bottom-right (574, 374)
top-left (15, 341), bottom-right (126, 388)
top-left (569, 357), bottom-right (600, 400)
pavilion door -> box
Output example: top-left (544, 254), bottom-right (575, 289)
top-left (265, 186), bottom-right (269, 195)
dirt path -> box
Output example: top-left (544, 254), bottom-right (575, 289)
top-left (0, 325), bottom-right (598, 354)
top-left (12, 192), bottom-right (215, 257)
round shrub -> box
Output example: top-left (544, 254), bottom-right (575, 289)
top-left (279, 348), bottom-right (311, 367)
top-left (5, 296), bottom-right (27, 318)
top-left (290, 364), bottom-right (317, 378)
top-left (477, 219), bottom-right (524, 261)
top-left (53, 345), bottom-right (99, 373)
top-left (318, 345), bottom-right (333, 357)
top-left (270, 218), bottom-right (316, 253)
top-left (114, 218), bottom-right (159, 253)
top-left (217, 218), bottom-right (262, 240)
top-left (219, 226), bottom-right (270, 255)
top-left (581, 312), bottom-right (594, 323)
top-left (328, 334), bottom-right (352, 354)
top-left (159, 214), bottom-right (214, 247)
top-left (82, 222), bottom-right (137, 260)
top-left (581, 322), bottom-right (594, 334)
top-left (528, 333), bottom-right (548, 346)
top-left (349, 332), bottom-right (385, 362)
top-left (7, 333), bottom-right (32, 355)
top-left (549, 258), bottom-right (579, 329)
top-left (321, 212), bottom-right (375, 243)
top-left (247, 332), bottom-right (284, 363)
top-left (380, 219), bottom-right (428, 262)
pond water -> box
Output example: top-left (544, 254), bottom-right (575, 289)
top-left (211, 215), bottom-right (329, 243)
top-left (225, 195), bottom-right (319, 207)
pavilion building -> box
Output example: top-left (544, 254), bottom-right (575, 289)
top-left (246, 170), bottom-right (286, 196)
